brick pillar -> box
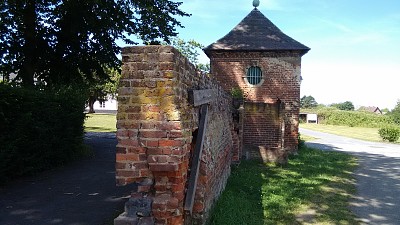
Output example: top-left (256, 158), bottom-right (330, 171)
top-left (115, 46), bottom-right (191, 225)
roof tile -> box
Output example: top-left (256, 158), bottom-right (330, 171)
top-left (204, 9), bottom-right (310, 55)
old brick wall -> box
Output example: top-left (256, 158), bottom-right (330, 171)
top-left (115, 46), bottom-right (238, 225)
top-left (243, 102), bottom-right (280, 147)
top-left (209, 51), bottom-right (302, 152)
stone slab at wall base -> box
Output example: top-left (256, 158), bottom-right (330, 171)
top-left (114, 193), bottom-right (154, 225)
top-left (243, 145), bottom-right (288, 164)
top-left (114, 214), bottom-right (155, 225)
top-left (259, 146), bottom-right (288, 165)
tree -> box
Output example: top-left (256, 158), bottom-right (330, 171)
top-left (300, 95), bottom-right (318, 108)
top-left (388, 100), bottom-right (400, 125)
top-left (87, 68), bottom-right (120, 113)
top-left (0, 1), bottom-right (190, 87)
top-left (167, 38), bottom-right (210, 73)
top-left (381, 108), bottom-right (390, 114)
top-left (197, 63), bottom-right (210, 74)
top-left (169, 38), bottom-right (203, 65)
top-left (331, 101), bottom-right (355, 111)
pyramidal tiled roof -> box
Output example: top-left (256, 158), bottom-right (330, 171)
top-left (204, 8), bottom-right (310, 55)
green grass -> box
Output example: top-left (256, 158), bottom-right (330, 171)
top-left (299, 133), bottom-right (317, 142)
top-left (209, 146), bottom-right (358, 225)
top-left (301, 123), bottom-right (400, 143)
top-left (84, 113), bottom-right (117, 132)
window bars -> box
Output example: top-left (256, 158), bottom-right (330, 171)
top-left (246, 66), bottom-right (262, 85)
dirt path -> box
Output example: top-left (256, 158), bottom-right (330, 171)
top-left (300, 128), bottom-right (400, 225)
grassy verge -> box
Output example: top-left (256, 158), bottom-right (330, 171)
top-left (209, 146), bottom-right (358, 225)
top-left (84, 113), bottom-right (117, 132)
top-left (300, 133), bottom-right (317, 142)
top-left (301, 123), bottom-right (400, 143)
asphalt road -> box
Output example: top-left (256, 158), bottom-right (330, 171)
top-left (300, 128), bottom-right (400, 225)
top-left (0, 132), bottom-right (135, 225)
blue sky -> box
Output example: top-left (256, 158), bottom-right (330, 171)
top-left (168, 0), bottom-right (400, 109)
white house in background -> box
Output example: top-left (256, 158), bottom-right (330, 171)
top-left (85, 94), bottom-right (118, 112)
top-left (299, 113), bottom-right (318, 124)
top-left (306, 113), bottom-right (318, 123)
top-left (358, 106), bottom-right (383, 115)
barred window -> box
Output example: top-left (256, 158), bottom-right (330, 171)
top-left (246, 66), bottom-right (263, 85)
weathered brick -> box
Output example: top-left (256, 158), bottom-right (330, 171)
top-left (116, 147), bottom-right (127, 154)
top-left (158, 140), bottom-right (183, 147)
top-left (166, 197), bottom-right (179, 209)
top-left (171, 183), bottom-right (185, 192)
top-left (146, 140), bottom-right (159, 147)
top-left (116, 162), bottom-right (127, 170)
top-left (116, 153), bottom-right (140, 162)
top-left (147, 148), bottom-right (163, 156)
top-left (116, 170), bottom-right (140, 177)
top-left (116, 178), bottom-right (127, 186)
top-left (158, 122), bottom-right (181, 130)
top-left (156, 80), bottom-right (174, 88)
top-left (159, 62), bottom-right (174, 71)
top-left (149, 163), bottom-right (179, 172)
top-left (168, 131), bottom-right (183, 138)
top-left (168, 216), bottom-right (183, 225)
top-left (139, 169), bottom-right (150, 177)
top-left (159, 53), bottom-right (174, 62)
top-left (126, 147), bottom-right (146, 154)
top-left (140, 130), bottom-right (167, 139)
top-left (145, 80), bottom-right (157, 88)
top-left (120, 139), bottom-right (139, 147)
top-left (126, 106), bottom-right (141, 113)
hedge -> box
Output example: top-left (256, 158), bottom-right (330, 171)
top-left (0, 84), bottom-right (87, 183)
top-left (316, 108), bottom-right (394, 128)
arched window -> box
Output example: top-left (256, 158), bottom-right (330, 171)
top-left (246, 66), bottom-right (263, 85)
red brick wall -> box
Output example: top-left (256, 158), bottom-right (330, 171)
top-left (116, 46), bottom-right (239, 225)
top-left (243, 102), bottom-right (280, 147)
top-left (208, 51), bottom-right (303, 152)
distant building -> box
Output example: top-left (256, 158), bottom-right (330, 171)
top-left (299, 113), bottom-right (318, 123)
top-left (85, 94), bottom-right (118, 112)
top-left (358, 106), bottom-right (382, 114)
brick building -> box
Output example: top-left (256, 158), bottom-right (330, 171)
top-left (204, 7), bottom-right (310, 156)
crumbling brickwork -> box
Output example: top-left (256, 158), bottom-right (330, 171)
top-left (115, 46), bottom-right (240, 225)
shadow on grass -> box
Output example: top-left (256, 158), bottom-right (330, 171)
top-left (209, 145), bottom-right (358, 225)
top-left (307, 142), bottom-right (400, 224)
top-left (85, 126), bottom-right (116, 133)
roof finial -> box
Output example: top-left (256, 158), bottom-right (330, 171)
top-left (253, 0), bottom-right (260, 8)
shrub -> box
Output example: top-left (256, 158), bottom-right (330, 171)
top-left (230, 87), bottom-right (243, 99)
top-left (378, 127), bottom-right (400, 142)
top-left (0, 84), bottom-right (88, 183)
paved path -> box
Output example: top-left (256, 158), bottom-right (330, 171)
top-left (0, 132), bottom-right (134, 225)
top-left (300, 128), bottom-right (400, 225)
